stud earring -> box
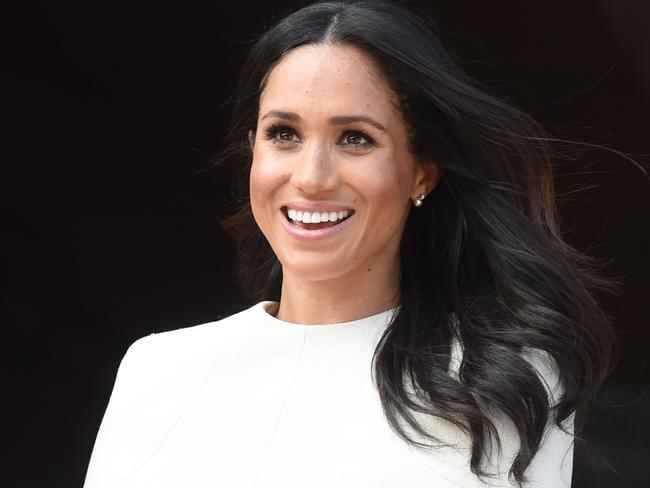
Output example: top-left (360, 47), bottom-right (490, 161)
top-left (413, 193), bottom-right (426, 207)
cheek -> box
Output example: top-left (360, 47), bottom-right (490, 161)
top-left (250, 147), bottom-right (288, 186)
top-left (249, 152), bottom-right (288, 224)
top-left (349, 154), bottom-right (415, 239)
top-left (249, 158), bottom-right (266, 204)
top-left (350, 158), bottom-right (411, 205)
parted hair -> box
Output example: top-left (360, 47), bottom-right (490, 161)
top-left (215, 0), bottom-right (614, 484)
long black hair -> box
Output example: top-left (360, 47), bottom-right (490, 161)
top-left (215, 0), bottom-right (614, 484)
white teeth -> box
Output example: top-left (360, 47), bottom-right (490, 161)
top-left (286, 207), bottom-right (352, 224)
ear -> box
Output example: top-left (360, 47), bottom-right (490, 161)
top-left (413, 161), bottom-right (443, 197)
top-left (248, 130), bottom-right (256, 151)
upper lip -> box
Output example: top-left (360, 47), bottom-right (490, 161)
top-left (281, 201), bottom-right (354, 213)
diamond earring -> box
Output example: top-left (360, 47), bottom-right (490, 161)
top-left (413, 193), bottom-right (426, 207)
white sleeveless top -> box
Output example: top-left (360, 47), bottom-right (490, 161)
top-left (84, 301), bottom-right (573, 488)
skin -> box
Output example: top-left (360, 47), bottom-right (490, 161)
top-left (249, 43), bottom-right (441, 325)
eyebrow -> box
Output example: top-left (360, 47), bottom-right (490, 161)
top-left (260, 110), bottom-right (387, 133)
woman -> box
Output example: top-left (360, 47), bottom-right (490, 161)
top-left (84, 1), bottom-right (613, 487)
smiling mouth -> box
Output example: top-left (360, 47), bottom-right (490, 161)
top-left (282, 206), bottom-right (354, 230)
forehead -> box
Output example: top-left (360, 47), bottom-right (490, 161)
top-left (259, 43), bottom-right (399, 119)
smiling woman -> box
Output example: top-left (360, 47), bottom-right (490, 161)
top-left (83, 1), bottom-right (613, 487)
top-left (249, 43), bottom-right (440, 323)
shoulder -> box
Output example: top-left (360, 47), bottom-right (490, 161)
top-left (112, 303), bottom-right (264, 392)
top-left (84, 303), bottom-right (267, 486)
top-left (122, 303), bottom-right (260, 363)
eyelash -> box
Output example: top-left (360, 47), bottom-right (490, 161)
top-left (263, 123), bottom-right (376, 148)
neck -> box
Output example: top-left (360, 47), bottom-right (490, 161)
top-left (275, 256), bottom-right (400, 325)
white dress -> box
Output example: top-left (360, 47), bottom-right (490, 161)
top-left (84, 301), bottom-right (574, 488)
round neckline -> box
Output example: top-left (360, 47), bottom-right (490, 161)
top-left (256, 300), bottom-right (400, 328)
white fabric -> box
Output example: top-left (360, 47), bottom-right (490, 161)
top-left (84, 301), bottom-right (574, 488)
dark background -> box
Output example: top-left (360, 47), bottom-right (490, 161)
top-left (3, 1), bottom-right (649, 487)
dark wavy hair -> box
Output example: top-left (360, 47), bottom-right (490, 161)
top-left (214, 0), bottom-right (614, 484)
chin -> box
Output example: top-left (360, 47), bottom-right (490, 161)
top-left (280, 257), bottom-right (354, 283)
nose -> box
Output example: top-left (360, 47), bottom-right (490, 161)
top-left (289, 141), bottom-right (339, 195)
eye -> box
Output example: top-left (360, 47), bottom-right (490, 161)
top-left (339, 130), bottom-right (375, 148)
top-left (264, 124), bottom-right (301, 144)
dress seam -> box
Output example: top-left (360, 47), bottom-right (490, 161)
top-left (251, 327), bottom-right (309, 487)
top-left (112, 323), bottom-right (241, 487)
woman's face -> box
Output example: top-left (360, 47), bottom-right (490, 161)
top-left (250, 43), bottom-right (439, 286)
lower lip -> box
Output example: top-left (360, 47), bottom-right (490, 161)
top-left (281, 210), bottom-right (355, 241)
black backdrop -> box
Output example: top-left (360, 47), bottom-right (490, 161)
top-left (4, 1), bottom-right (649, 487)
